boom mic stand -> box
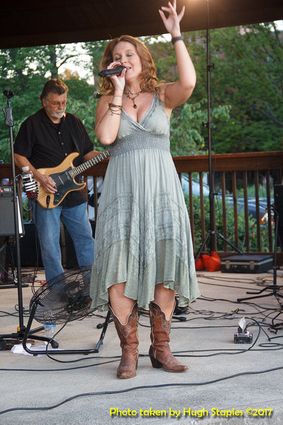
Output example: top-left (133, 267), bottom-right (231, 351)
top-left (0, 90), bottom-right (52, 350)
top-left (195, 28), bottom-right (242, 260)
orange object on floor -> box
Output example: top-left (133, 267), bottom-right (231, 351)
top-left (197, 251), bottom-right (221, 272)
top-left (201, 254), bottom-right (211, 270)
top-left (195, 256), bottom-right (205, 271)
top-left (205, 251), bottom-right (221, 272)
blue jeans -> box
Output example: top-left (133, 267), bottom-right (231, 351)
top-left (32, 201), bottom-right (94, 281)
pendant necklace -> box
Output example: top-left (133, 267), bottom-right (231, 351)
top-left (125, 89), bottom-right (142, 109)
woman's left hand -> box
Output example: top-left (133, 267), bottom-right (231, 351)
top-left (159, 0), bottom-right (185, 36)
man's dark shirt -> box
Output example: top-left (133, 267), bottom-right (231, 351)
top-left (14, 109), bottom-right (93, 207)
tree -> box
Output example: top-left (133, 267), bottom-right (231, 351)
top-left (84, 40), bottom-right (108, 89)
top-left (0, 24), bottom-right (282, 162)
top-left (150, 25), bottom-right (283, 154)
top-left (0, 44), bottom-right (84, 162)
top-left (208, 23), bottom-right (283, 153)
top-left (148, 33), bottom-right (230, 156)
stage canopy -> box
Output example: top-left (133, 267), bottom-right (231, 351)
top-left (0, 0), bottom-right (282, 48)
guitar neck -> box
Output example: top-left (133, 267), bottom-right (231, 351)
top-left (69, 151), bottom-right (110, 178)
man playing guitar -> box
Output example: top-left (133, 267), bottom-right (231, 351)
top-left (14, 78), bottom-right (99, 282)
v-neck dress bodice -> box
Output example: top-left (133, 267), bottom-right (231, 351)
top-left (109, 95), bottom-right (170, 156)
top-left (90, 95), bottom-right (200, 310)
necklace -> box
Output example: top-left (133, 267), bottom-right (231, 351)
top-left (125, 89), bottom-right (142, 109)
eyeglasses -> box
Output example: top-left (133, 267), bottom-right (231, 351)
top-left (46, 98), bottom-right (67, 107)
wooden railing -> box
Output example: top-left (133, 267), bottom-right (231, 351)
top-left (85, 151), bottom-right (283, 262)
top-left (1, 151), bottom-right (282, 262)
top-left (173, 151), bottom-right (283, 257)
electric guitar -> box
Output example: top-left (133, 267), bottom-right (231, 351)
top-left (35, 151), bottom-right (110, 209)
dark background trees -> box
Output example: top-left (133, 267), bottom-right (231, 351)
top-left (0, 23), bottom-right (282, 163)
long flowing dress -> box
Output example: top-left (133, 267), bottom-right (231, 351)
top-left (90, 95), bottom-right (200, 310)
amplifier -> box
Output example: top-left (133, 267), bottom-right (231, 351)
top-left (0, 191), bottom-right (24, 236)
top-left (221, 254), bottom-right (273, 274)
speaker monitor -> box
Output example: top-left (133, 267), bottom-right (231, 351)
top-left (0, 191), bottom-right (24, 237)
top-left (20, 223), bottom-right (43, 267)
top-left (6, 223), bottom-right (43, 268)
top-left (4, 208), bottom-right (95, 269)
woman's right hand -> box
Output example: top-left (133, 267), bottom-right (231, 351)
top-left (106, 61), bottom-right (127, 93)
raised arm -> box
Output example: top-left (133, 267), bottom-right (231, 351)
top-left (159, 0), bottom-right (196, 109)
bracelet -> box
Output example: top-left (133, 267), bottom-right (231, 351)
top-left (108, 103), bottom-right (122, 109)
top-left (108, 110), bottom-right (121, 116)
top-left (171, 35), bottom-right (183, 45)
top-left (108, 102), bottom-right (122, 116)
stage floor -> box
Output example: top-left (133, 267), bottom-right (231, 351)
top-left (0, 267), bottom-right (283, 425)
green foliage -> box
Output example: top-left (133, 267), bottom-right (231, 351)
top-left (170, 101), bottom-right (231, 156)
top-left (208, 23), bottom-right (283, 153)
top-left (84, 40), bottom-right (109, 93)
top-left (0, 24), bottom-right (282, 162)
top-left (170, 102), bottom-right (206, 156)
top-left (64, 79), bottom-right (92, 103)
top-left (67, 94), bottom-right (101, 150)
top-left (147, 34), bottom-right (231, 156)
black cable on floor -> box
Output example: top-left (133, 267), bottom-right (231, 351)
top-left (1, 365), bottom-right (283, 416)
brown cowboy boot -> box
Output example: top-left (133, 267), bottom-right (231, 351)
top-left (110, 303), bottom-right (139, 379)
top-left (149, 301), bottom-right (188, 372)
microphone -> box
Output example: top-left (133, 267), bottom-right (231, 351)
top-left (21, 167), bottom-right (38, 200)
top-left (98, 65), bottom-right (126, 77)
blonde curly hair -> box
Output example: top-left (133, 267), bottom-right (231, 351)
top-left (98, 35), bottom-right (160, 96)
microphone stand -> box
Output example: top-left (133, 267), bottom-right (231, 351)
top-left (0, 90), bottom-right (50, 350)
top-left (237, 205), bottom-right (283, 304)
top-left (0, 91), bottom-right (27, 347)
top-left (195, 27), bottom-right (242, 260)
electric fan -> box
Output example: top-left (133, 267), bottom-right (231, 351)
top-left (29, 267), bottom-right (92, 324)
top-left (21, 267), bottom-right (112, 355)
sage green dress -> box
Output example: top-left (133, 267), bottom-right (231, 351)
top-left (90, 95), bottom-right (200, 310)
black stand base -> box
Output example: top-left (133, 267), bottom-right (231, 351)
top-left (0, 336), bottom-right (21, 351)
top-left (0, 325), bottom-right (57, 351)
top-left (0, 282), bottom-right (20, 290)
top-left (0, 279), bottom-right (29, 289)
top-left (196, 230), bottom-right (242, 259)
top-left (21, 301), bottom-right (111, 355)
top-left (237, 209), bottom-right (282, 304)
top-left (237, 284), bottom-right (283, 303)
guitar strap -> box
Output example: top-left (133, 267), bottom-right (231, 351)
top-left (60, 115), bottom-right (81, 155)
top-left (70, 117), bottom-right (86, 183)
top-left (71, 130), bottom-right (80, 154)
top-left (71, 117), bottom-right (84, 155)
